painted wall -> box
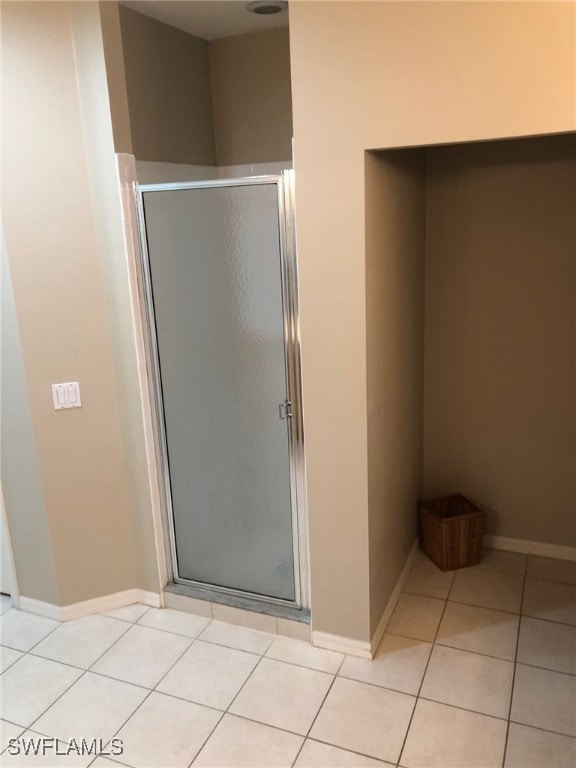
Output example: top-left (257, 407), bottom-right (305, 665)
top-left (365, 150), bottom-right (426, 636)
top-left (117, 8), bottom-right (292, 167)
top-left (289, 0), bottom-right (576, 642)
top-left (99, 2), bottom-right (132, 155)
top-left (423, 134), bottom-right (576, 547)
top-left (210, 28), bottom-right (293, 166)
top-left (1, 238), bottom-right (58, 603)
top-left (118, 5), bottom-right (216, 165)
top-left (2, 1), bottom-right (158, 605)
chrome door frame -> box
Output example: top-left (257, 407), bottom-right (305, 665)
top-left (135, 173), bottom-right (309, 609)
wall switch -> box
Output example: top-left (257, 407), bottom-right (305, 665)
top-left (52, 382), bottom-right (82, 410)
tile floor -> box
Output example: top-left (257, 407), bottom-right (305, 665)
top-left (0, 550), bottom-right (575, 768)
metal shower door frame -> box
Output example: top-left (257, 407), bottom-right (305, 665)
top-left (135, 172), bottom-right (309, 610)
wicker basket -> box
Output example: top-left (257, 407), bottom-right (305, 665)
top-left (419, 494), bottom-right (485, 571)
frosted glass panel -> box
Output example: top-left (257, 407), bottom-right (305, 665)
top-left (142, 183), bottom-right (295, 601)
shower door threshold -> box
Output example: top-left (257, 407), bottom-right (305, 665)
top-left (164, 581), bottom-right (311, 624)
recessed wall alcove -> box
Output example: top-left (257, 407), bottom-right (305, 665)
top-left (365, 133), bottom-right (576, 597)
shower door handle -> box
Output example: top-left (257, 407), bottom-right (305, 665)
top-left (279, 400), bottom-right (293, 420)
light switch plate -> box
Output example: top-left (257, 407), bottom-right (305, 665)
top-left (52, 382), bottom-right (81, 410)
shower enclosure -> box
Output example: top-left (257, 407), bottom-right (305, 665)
top-left (136, 172), bottom-right (307, 609)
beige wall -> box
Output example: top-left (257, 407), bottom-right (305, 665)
top-left (289, 1), bottom-right (576, 642)
top-left (117, 9), bottom-right (292, 167)
top-left (423, 135), bottom-right (576, 547)
top-left (99, 2), bottom-right (132, 155)
top-left (2, 1), bottom-right (158, 605)
top-left (1, 242), bottom-right (59, 603)
top-left (210, 28), bottom-right (293, 166)
top-left (119, 5), bottom-right (216, 165)
top-left (366, 151), bottom-right (426, 635)
top-left (3, 0), bottom-right (575, 641)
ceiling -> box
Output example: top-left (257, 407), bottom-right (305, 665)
top-left (120, 1), bottom-right (289, 41)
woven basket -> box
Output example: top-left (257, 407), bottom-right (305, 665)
top-left (419, 494), bottom-right (485, 571)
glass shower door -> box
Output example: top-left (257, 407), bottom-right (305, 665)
top-left (139, 178), bottom-right (296, 602)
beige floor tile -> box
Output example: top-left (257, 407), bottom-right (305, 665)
top-left (157, 640), bottom-right (259, 710)
top-left (505, 723), bottom-right (576, 768)
top-left (277, 618), bottom-right (311, 643)
top-left (294, 739), bottom-right (391, 767)
top-left (517, 617), bottom-right (576, 675)
top-left (0, 610), bottom-right (59, 652)
top-left (163, 593), bottom-right (212, 619)
top-left (91, 624), bottom-right (191, 688)
top-left (115, 691), bottom-right (221, 768)
top-left (0, 646), bottom-right (23, 673)
top-left (511, 664), bottom-right (576, 737)
top-left (211, 605), bottom-right (277, 634)
top-left (527, 557), bottom-right (576, 586)
top-left (0, 732), bottom-right (93, 767)
top-left (230, 658), bottom-right (333, 736)
top-left (90, 760), bottom-right (128, 768)
top-left (339, 634), bottom-right (431, 695)
top-left (476, 550), bottom-right (527, 576)
top-left (0, 597), bottom-right (12, 616)
top-left (400, 699), bottom-right (507, 768)
top-left (523, 580), bottom-right (576, 626)
top-left (386, 594), bottom-right (445, 642)
top-left (0, 655), bottom-right (81, 728)
top-left (198, 620), bottom-right (274, 655)
top-left (33, 615), bottom-right (129, 669)
top-left (33, 672), bottom-right (148, 745)
top-left (136, 607), bottom-right (210, 638)
top-left (403, 558), bottom-right (454, 600)
top-left (103, 604), bottom-right (150, 623)
top-left (450, 569), bottom-right (523, 613)
top-left (266, 636), bottom-right (343, 673)
top-left (0, 721), bottom-right (25, 754)
top-left (420, 645), bottom-right (514, 718)
top-left (310, 677), bottom-right (415, 763)
top-left (436, 602), bottom-right (519, 660)
top-left (192, 714), bottom-right (303, 767)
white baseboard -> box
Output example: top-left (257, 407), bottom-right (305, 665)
top-left (16, 597), bottom-right (60, 620)
top-left (17, 589), bottom-right (161, 622)
top-left (312, 630), bottom-right (372, 659)
top-left (484, 535), bottom-right (576, 562)
top-left (311, 539), bottom-right (419, 660)
top-left (370, 538), bottom-right (419, 655)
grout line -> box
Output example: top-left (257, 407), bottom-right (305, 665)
top-left (193, 634), bottom-right (274, 658)
top-left (297, 735), bottom-right (397, 767)
top-left (88, 755), bottom-right (131, 767)
top-left (507, 719), bottom-right (576, 740)
top-left (149, 635), bottom-right (198, 691)
top-left (102, 606), bottom-right (151, 624)
top-left (183, 712), bottom-right (226, 768)
top-left (24, 669), bottom-right (89, 737)
top-left (183, 652), bottom-right (272, 765)
top-left (501, 550), bottom-right (528, 768)
top-left (18, 615), bottom-right (158, 752)
top-left (290, 672), bottom-right (338, 767)
top-left (416, 694), bottom-right (510, 722)
top-left (506, 659), bottom-right (576, 678)
top-left (10, 615), bottom-right (64, 656)
top-left (398, 591), bottom-right (576, 629)
top-left (396, 588), bottom-right (450, 768)
top-left (259, 653), bottom-right (340, 677)
top-left (97, 633), bottom-right (216, 767)
top-left (432, 639), bottom-right (517, 665)
top-left (0, 649), bottom-right (25, 675)
top-left (26, 622), bottom-right (134, 674)
top-left (221, 653), bottom-right (266, 715)
top-left (447, 597), bottom-right (522, 617)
